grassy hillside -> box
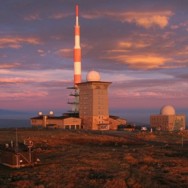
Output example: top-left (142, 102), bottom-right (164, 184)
top-left (0, 128), bottom-right (188, 188)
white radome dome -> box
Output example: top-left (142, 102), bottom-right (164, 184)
top-left (160, 105), bottom-right (176, 115)
top-left (38, 112), bottom-right (43, 116)
top-left (86, 70), bottom-right (101, 81)
top-left (49, 111), bottom-right (54, 115)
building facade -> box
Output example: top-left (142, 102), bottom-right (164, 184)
top-left (109, 116), bottom-right (127, 130)
top-left (150, 105), bottom-right (186, 131)
top-left (31, 115), bottom-right (81, 129)
top-left (78, 80), bottom-right (111, 130)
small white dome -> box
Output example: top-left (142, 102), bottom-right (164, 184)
top-left (49, 111), bottom-right (54, 115)
top-left (38, 112), bottom-right (43, 116)
top-left (160, 105), bottom-right (176, 115)
top-left (86, 70), bottom-right (101, 81)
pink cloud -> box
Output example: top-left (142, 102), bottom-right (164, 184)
top-left (37, 49), bottom-right (51, 57)
top-left (0, 77), bottom-right (34, 84)
top-left (49, 12), bottom-right (71, 19)
top-left (0, 63), bottom-right (20, 69)
top-left (83, 10), bottom-right (173, 29)
top-left (123, 11), bottom-right (172, 28)
top-left (118, 41), bottom-right (150, 49)
top-left (0, 36), bottom-right (41, 48)
top-left (56, 48), bottom-right (73, 58)
top-left (104, 54), bottom-right (170, 69)
top-left (24, 13), bottom-right (41, 21)
top-left (0, 91), bottom-right (48, 99)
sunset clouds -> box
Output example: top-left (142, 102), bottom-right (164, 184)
top-left (0, 63), bottom-right (20, 69)
top-left (82, 10), bottom-right (172, 28)
top-left (121, 11), bottom-right (172, 28)
top-left (0, 37), bottom-right (41, 48)
top-left (0, 0), bottom-right (187, 121)
top-left (109, 54), bottom-right (168, 69)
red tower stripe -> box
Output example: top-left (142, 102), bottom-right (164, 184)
top-left (74, 74), bottom-right (81, 84)
top-left (76, 5), bottom-right (79, 17)
top-left (75, 26), bottom-right (80, 35)
top-left (74, 49), bottom-right (81, 62)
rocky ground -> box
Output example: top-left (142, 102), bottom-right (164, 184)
top-left (0, 128), bottom-right (188, 188)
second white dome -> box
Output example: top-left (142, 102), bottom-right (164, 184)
top-left (86, 70), bottom-right (101, 81)
top-left (160, 105), bottom-right (176, 115)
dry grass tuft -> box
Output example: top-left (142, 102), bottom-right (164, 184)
top-left (124, 153), bottom-right (138, 165)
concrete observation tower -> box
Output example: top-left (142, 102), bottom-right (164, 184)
top-left (77, 71), bottom-right (111, 130)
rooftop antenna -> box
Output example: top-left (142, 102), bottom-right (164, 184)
top-left (15, 128), bottom-right (18, 153)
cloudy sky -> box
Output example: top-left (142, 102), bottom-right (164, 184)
top-left (0, 0), bottom-right (187, 123)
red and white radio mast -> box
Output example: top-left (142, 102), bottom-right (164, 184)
top-left (74, 5), bottom-right (81, 85)
top-left (67, 5), bottom-right (81, 114)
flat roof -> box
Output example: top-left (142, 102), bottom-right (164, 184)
top-left (77, 81), bottom-right (112, 85)
top-left (31, 116), bottom-right (81, 120)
